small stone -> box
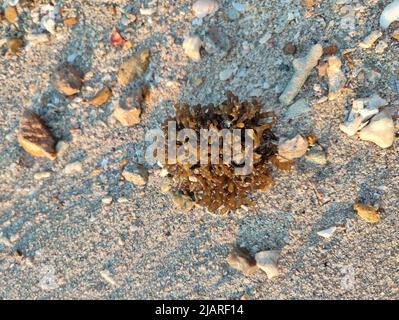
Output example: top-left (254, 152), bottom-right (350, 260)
top-left (359, 111), bottom-right (394, 148)
top-left (25, 33), bottom-right (50, 45)
top-left (285, 98), bottom-right (311, 119)
top-left (122, 163), bottom-right (148, 186)
top-left (305, 145), bottom-right (327, 165)
top-left (55, 140), bottom-right (69, 156)
top-left (64, 161), bottom-right (83, 175)
top-left (53, 64), bottom-right (83, 96)
top-left (33, 171), bottom-right (52, 180)
top-left (117, 48), bottom-right (150, 86)
top-left (354, 203), bottom-right (380, 223)
top-left (283, 42), bottom-right (297, 55)
top-left (17, 110), bottom-right (57, 160)
top-left (117, 197), bottom-right (129, 204)
top-left (4, 6), bottom-right (18, 24)
top-left (255, 250), bottom-right (280, 279)
top-left (219, 67), bottom-right (236, 81)
top-left (182, 35), bottom-right (202, 61)
top-left (102, 197), bottom-right (113, 205)
top-left (140, 7), bottom-right (156, 16)
top-left (113, 88), bottom-right (143, 126)
top-left (375, 40), bottom-right (388, 54)
top-left (192, 0), bottom-right (219, 19)
top-left (226, 247), bottom-right (258, 276)
top-left (171, 191), bottom-right (195, 211)
top-left (278, 134), bottom-right (309, 160)
top-left (317, 226), bottom-right (337, 238)
top-left (204, 27), bottom-right (231, 58)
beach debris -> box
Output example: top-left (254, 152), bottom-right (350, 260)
top-left (182, 35), bottom-right (202, 61)
top-left (113, 88), bottom-right (143, 126)
top-left (17, 110), bottom-right (57, 161)
top-left (354, 203), bottom-right (380, 223)
top-left (278, 134), bottom-right (308, 160)
top-left (326, 56), bottom-right (346, 100)
top-left (339, 95), bottom-right (387, 137)
top-left (117, 49), bottom-right (150, 86)
top-left (227, 247), bottom-right (258, 276)
top-left (84, 87), bottom-right (112, 106)
top-left (359, 30), bottom-right (382, 49)
top-left (359, 111), bottom-right (395, 148)
top-left (393, 29), bottom-right (399, 40)
top-left (122, 163), bottom-right (148, 186)
top-left (323, 43), bottom-right (339, 56)
top-left (380, 0), bottom-right (399, 29)
top-left (375, 40), bottom-right (388, 54)
top-left (192, 0), bottom-right (219, 19)
top-left (26, 33), bottom-right (50, 45)
top-left (317, 226), bottom-right (337, 238)
top-left (53, 64), bottom-right (83, 96)
top-left (255, 250), bottom-right (280, 279)
top-left (279, 44), bottom-right (323, 105)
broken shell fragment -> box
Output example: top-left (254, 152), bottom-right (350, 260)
top-left (278, 134), bottom-right (308, 160)
top-left (326, 56), bottom-right (346, 100)
top-left (84, 87), bottom-right (112, 106)
top-left (17, 110), bottom-right (57, 160)
top-left (53, 64), bottom-right (83, 96)
top-left (183, 35), bottom-right (202, 61)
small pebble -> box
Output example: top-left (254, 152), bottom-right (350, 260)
top-left (122, 163), bottom-right (148, 186)
top-left (354, 203), bottom-right (380, 223)
top-left (317, 226), bottom-right (337, 238)
top-left (64, 161), bottom-right (83, 175)
top-left (102, 197), bottom-right (113, 205)
top-left (53, 64), bottom-right (83, 96)
top-left (33, 171), bottom-right (52, 180)
top-left (192, 0), bottom-right (219, 19)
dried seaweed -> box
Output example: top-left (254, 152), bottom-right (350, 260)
top-left (163, 92), bottom-right (281, 214)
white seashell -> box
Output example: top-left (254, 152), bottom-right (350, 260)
top-left (380, 0), bottom-right (399, 29)
top-left (183, 35), bottom-right (202, 61)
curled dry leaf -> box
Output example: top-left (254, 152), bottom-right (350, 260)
top-left (354, 203), bottom-right (380, 223)
top-left (110, 27), bottom-right (126, 48)
top-left (84, 86), bottom-right (112, 106)
top-left (5, 6), bottom-right (18, 24)
top-left (17, 110), bottom-right (57, 160)
top-left (64, 17), bottom-right (79, 26)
